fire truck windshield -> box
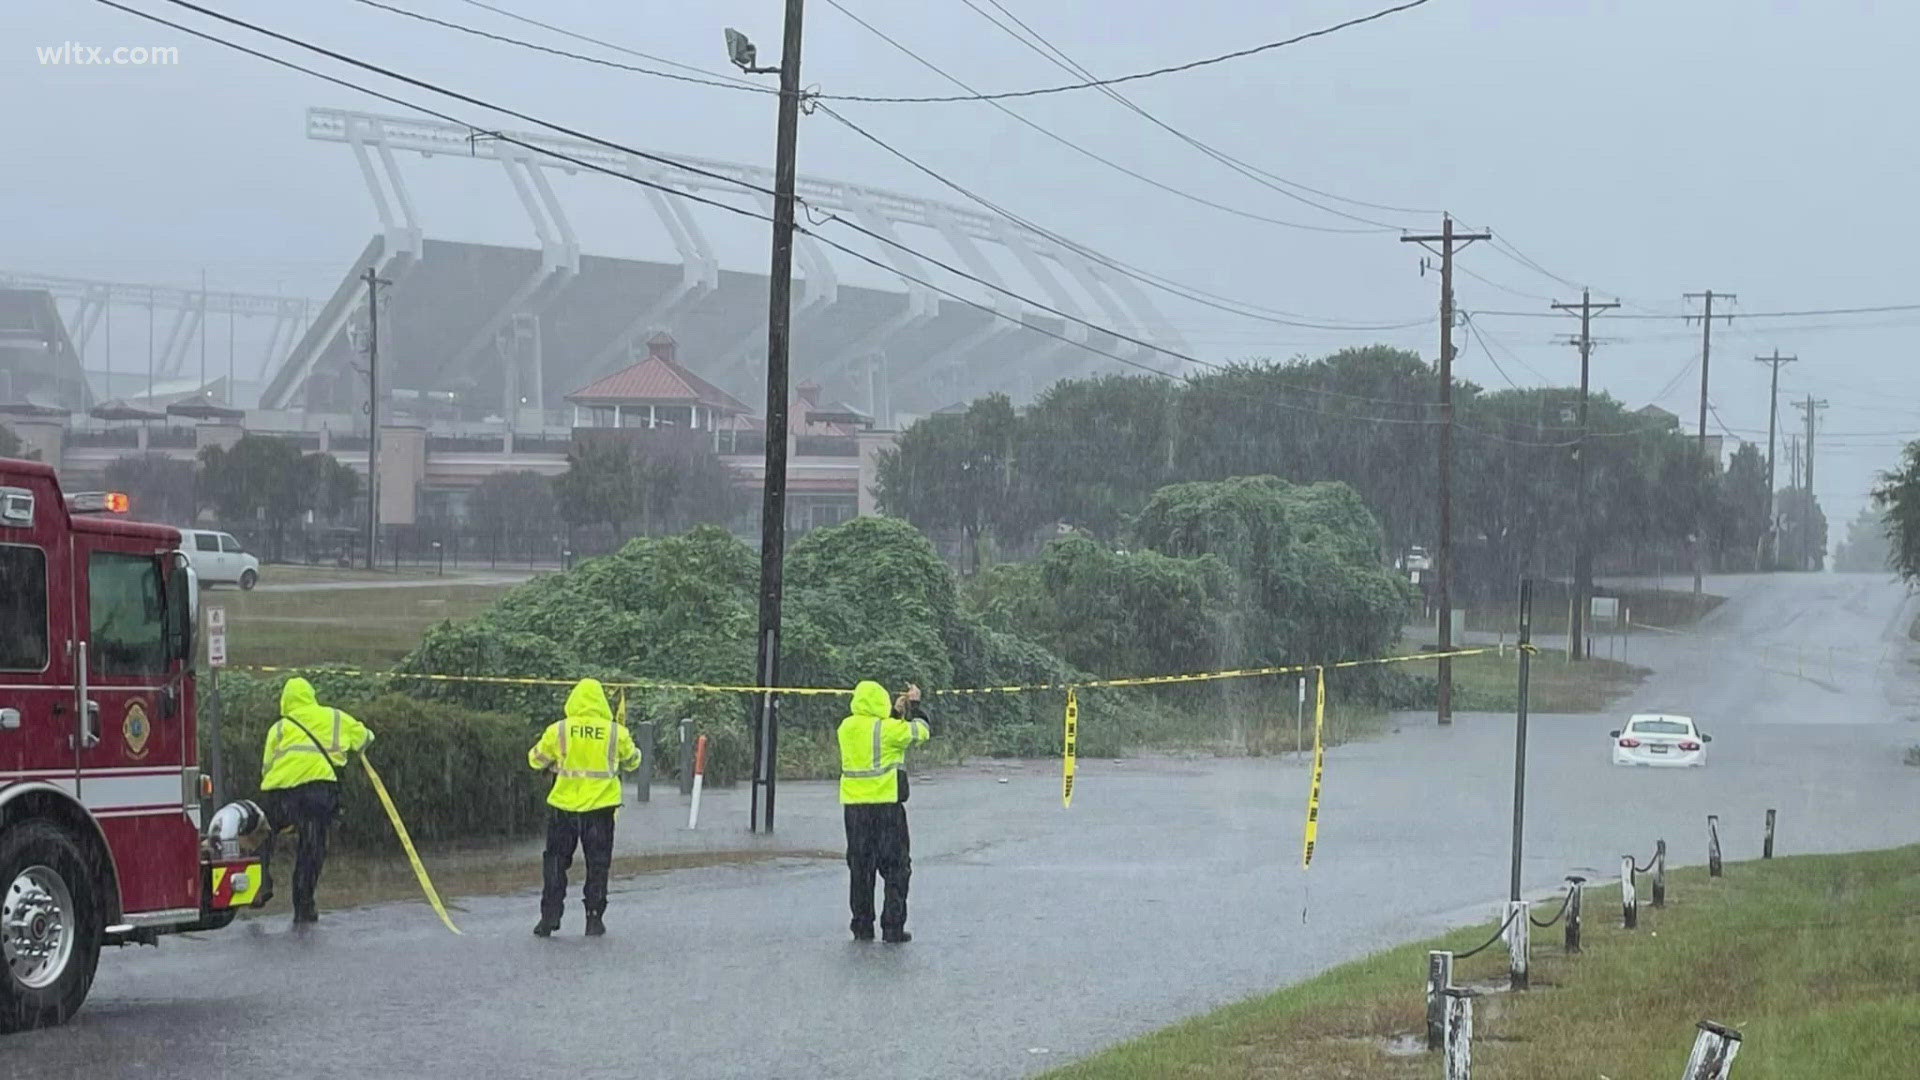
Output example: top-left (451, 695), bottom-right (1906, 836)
top-left (88, 551), bottom-right (169, 678)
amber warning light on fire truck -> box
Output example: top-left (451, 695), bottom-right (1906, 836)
top-left (1, 458), bottom-right (257, 1036)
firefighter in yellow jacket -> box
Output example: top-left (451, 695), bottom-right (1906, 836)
top-left (528, 678), bottom-right (642, 937)
top-left (257, 677), bottom-right (374, 924)
top-left (839, 680), bottom-right (931, 943)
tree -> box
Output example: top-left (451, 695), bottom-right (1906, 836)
top-left (105, 453), bottom-right (197, 525)
top-left (554, 439), bottom-right (633, 530)
top-left (1017, 375), bottom-right (1179, 541)
top-left (1872, 441), bottom-right (1920, 583)
top-left (469, 470), bottom-right (559, 549)
top-left (873, 393), bottom-right (1036, 573)
top-left (300, 452), bottom-right (361, 525)
top-left (1833, 506), bottom-right (1893, 573)
top-left (1775, 486), bottom-right (1830, 571)
top-left (1712, 443), bottom-right (1770, 572)
top-left (197, 435), bottom-right (352, 562)
top-left (553, 437), bottom-right (745, 552)
top-left (0, 422), bottom-right (20, 458)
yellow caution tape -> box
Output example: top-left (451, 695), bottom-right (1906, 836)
top-left (1300, 666), bottom-right (1326, 870)
top-left (1061, 688), bottom-right (1079, 809)
top-left (237, 646), bottom-right (1494, 700)
top-left (358, 755), bottom-right (462, 935)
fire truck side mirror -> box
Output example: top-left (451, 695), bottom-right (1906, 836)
top-left (171, 552), bottom-right (198, 664)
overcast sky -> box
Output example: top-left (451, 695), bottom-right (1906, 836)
top-left (6, 0), bottom-right (1916, 531)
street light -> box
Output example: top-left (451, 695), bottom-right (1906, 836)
top-left (728, 9), bottom-right (806, 833)
top-left (724, 28), bottom-right (780, 73)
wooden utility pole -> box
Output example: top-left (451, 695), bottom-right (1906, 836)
top-left (1752, 350), bottom-right (1796, 567)
top-left (1683, 291), bottom-right (1735, 593)
top-left (1403, 215), bottom-right (1489, 725)
top-left (745, 0), bottom-right (807, 833)
top-left (1552, 289), bottom-right (1617, 660)
top-left (1794, 396), bottom-right (1828, 570)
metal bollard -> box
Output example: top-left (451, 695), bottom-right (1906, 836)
top-left (1621, 855), bottom-right (1638, 929)
top-left (1565, 876), bottom-right (1584, 954)
top-left (678, 718), bottom-right (694, 795)
top-left (1443, 987), bottom-right (1474, 1080)
top-left (1653, 839), bottom-right (1667, 907)
top-left (1708, 814), bottom-right (1723, 877)
top-left (1426, 950), bottom-right (1453, 1051)
top-left (634, 721), bottom-right (654, 803)
top-left (1505, 900), bottom-right (1529, 991)
top-left (1682, 1020), bottom-right (1743, 1079)
top-left (1763, 808), bottom-right (1775, 859)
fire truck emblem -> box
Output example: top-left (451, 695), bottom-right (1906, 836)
top-left (123, 702), bottom-right (151, 759)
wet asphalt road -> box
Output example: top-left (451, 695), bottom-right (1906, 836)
top-left (11, 573), bottom-right (1918, 1080)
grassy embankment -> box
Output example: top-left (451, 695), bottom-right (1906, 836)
top-left (213, 574), bottom-right (523, 668)
top-left (1047, 846), bottom-right (1920, 1079)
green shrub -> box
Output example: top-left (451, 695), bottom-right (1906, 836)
top-left (204, 673), bottom-right (547, 848)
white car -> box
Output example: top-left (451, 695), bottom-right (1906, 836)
top-left (180, 529), bottom-right (261, 590)
top-left (1610, 714), bottom-right (1710, 768)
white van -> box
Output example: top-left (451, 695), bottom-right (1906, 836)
top-left (180, 529), bottom-right (261, 590)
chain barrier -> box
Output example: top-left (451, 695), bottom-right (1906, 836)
top-left (1454, 905), bottom-right (1522, 960)
top-left (1528, 887), bottom-right (1575, 928)
top-left (1632, 849), bottom-right (1660, 875)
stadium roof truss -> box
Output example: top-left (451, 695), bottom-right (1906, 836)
top-left (261, 107), bottom-right (1186, 417)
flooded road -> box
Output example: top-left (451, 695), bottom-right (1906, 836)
top-left (13, 573), bottom-right (1917, 1080)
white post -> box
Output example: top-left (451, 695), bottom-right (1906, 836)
top-left (1682, 1021), bottom-right (1743, 1079)
top-left (687, 734), bottom-right (708, 830)
top-left (1621, 855), bottom-right (1638, 929)
top-left (1426, 950), bottom-right (1453, 1051)
top-left (1443, 987), bottom-right (1473, 1080)
top-left (1506, 900), bottom-right (1530, 990)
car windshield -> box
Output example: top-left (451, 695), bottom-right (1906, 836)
top-left (1630, 719), bottom-right (1692, 735)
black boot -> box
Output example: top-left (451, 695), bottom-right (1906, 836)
top-left (584, 913), bottom-right (606, 937)
top-left (882, 930), bottom-right (912, 944)
top-left (533, 917), bottom-right (560, 937)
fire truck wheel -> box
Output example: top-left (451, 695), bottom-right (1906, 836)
top-left (0, 822), bottom-right (103, 1034)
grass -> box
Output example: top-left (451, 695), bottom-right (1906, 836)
top-left (1464, 585), bottom-right (1725, 636)
top-left (1399, 645), bottom-right (1649, 714)
top-left (240, 844), bottom-right (841, 917)
top-left (1046, 846), bottom-right (1920, 1079)
top-left (212, 582), bottom-right (521, 668)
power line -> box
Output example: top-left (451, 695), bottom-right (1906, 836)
top-left (359, 0), bottom-right (1429, 323)
top-left (351, 0), bottom-right (779, 95)
top-left (1469, 303), bottom-right (1920, 321)
top-left (822, 0), bottom-right (1435, 104)
top-left (108, 0), bottom-right (1682, 454)
top-left (447, 0), bottom-right (768, 87)
top-left (820, 0), bottom-right (1385, 234)
top-left (952, 0), bottom-right (1410, 230)
top-left (817, 105), bottom-right (1424, 331)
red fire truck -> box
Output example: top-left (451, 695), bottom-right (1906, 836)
top-left (1, 458), bottom-right (261, 1033)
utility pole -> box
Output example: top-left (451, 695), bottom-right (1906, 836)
top-left (359, 267), bottom-right (387, 571)
top-left (1752, 351), bottom-right (1796, 567)
top-left (1793, 396), bottom-right (1828, 570)
top-left (1551, 289), bottom-right (1617, 660)
top-left (1402, 216), bottom-right (1489, 725)
top-left (1682, 290), bottom-right (1735, 594)
top-left (729, 7), bottom-right (806, 832)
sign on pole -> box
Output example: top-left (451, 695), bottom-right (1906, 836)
top-left (206, 606), bottom-right (227, 668)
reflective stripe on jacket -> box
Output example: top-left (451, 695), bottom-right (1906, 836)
top-left (529, 678), bottom-right (643, 812)
top-left (261, 677), bottom-right (373, 790)
top-left (838, 680), bottom-right (931, 805)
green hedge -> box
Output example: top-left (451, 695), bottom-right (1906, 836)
top-left (203, 671), bottom-right (548, 849)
